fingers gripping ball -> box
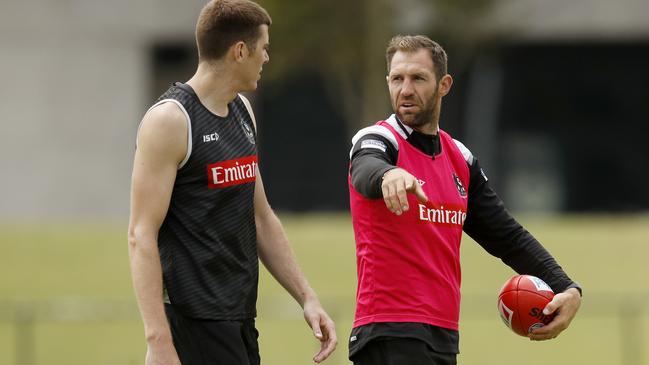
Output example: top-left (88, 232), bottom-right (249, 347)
top-left (497, 275), bottom-right (555, 336)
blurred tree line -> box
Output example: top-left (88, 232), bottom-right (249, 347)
top-left (257, 0), bottom-right (502, 130)
top-left (153, 0), bottom-right (649, 211)
top-left (251, 0), bottom-right (504, 210)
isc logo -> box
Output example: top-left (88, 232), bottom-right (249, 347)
top-left (203, 132), bottom-right (219, 143)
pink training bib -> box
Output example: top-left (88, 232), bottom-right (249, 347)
top-left (349, 119), bottom-right (470, 330)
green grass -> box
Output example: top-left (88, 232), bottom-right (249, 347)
top-left (1, 214), bottom-right (648, 364)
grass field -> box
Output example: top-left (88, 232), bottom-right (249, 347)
top-left (1, 213), bottom-right (648, 365)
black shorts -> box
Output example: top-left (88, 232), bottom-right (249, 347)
top-left (165, 304), bottom-right (260, 365)
top-left (351, 337), bottom-right (457, 365)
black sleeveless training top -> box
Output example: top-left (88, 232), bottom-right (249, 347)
top-left (152, 82), bottom-right (258, 320)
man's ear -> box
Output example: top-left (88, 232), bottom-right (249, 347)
top-left (438, 74), bottom-right (453, 97)
top-left (232, 41), bottom-right (248, 63)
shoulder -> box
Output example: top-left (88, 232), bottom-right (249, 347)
top-left (351, 124), bottom-right (399, 150)
top-left (140, 101), bottom-right (188, 137)
top-left (137, 101), bottom-right (188, 163)
top-left (451, 137), bottom-right (475, 166)
top-left (449, 137), bottom-right (488, 184)
top-left (349, 124), bottom-right (399, 159)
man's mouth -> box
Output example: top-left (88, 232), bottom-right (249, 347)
top-left (399, 102), bottom-right (418, 112)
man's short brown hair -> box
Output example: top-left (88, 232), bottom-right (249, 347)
top-left (196, 0), bottom-right (272, 62)
top-left (386, 35), bottom-right (448, 81)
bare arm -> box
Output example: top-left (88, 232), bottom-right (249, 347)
top-left (243, 94), bottom-right (336, 362)
top-left (128, 103), bottom-right (187, 365)
top-left (254, 169), bottom-right (337, 363)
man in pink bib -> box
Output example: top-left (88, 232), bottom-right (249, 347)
top-left (348, 35), bottom-right (582, 365)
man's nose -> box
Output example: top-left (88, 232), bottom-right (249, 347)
top-left (401, 79), bottom-right (414, 96)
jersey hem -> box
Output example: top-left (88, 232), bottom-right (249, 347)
top-left (353, 314), bottom-right (459, 331)
top-left (167, 306), bottom-right (258, 322)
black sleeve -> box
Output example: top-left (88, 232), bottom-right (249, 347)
top-left (349, 134), bottom-right (398, 199)
top-left (463, 158), bottom-right (579, 294)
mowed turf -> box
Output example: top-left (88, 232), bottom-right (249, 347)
top-left (0, 214), bottom-right (648, 365)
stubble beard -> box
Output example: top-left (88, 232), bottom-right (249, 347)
top-left (397, 91), bottom-right (440, 132)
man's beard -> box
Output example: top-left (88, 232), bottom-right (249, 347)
top-left (396, 89), bottom-right (440, 131)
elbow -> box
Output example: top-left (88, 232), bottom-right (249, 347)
top-left (254, 209), bottom-right (268, 248)
top-left (254, 199), bottom-right (275, 231)
top-left (127, 224), bottom-right (156, 253)
top-left (254, 207), bottom-right (277, 258)
top-left (254, 207), bottom-right (267, 234)
top-left (127, 226), bottom-right (138, 250)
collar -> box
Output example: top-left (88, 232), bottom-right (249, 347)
top-left (385, 114), bottom-right (441, 158)
top-left (386, 114), bottom-right (439, 138)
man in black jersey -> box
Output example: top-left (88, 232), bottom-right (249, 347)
top-left (347, 35), bottom-right (582, 365)
top-left (128, 1), bottom-right (336, 364)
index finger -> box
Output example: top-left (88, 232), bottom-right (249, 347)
top-left (410, 179), bottom-right (428, 203)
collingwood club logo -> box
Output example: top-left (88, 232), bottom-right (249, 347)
top-left (452, 173), bottom-right (467, 197)
top-left (240, 120), bottom-right (256, 145)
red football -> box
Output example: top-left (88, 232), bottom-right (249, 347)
top-left (497, 275), bottom-right (556, 336)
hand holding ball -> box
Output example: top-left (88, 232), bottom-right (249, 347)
top-left (498, 275), bottom-right (555, 336)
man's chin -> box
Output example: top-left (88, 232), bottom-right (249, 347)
top-left (242, 81), bottom-right (259, 93)
top-left (396, 112), bottom-right (421, 128)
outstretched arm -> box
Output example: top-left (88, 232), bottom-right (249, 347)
top-left (350, 134), bottom-right (427, 214)
top-left (254, 169), bottom-right (337, 363)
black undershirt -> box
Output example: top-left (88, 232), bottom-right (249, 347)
top-left (348, 123), bottom-right (581, 358)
